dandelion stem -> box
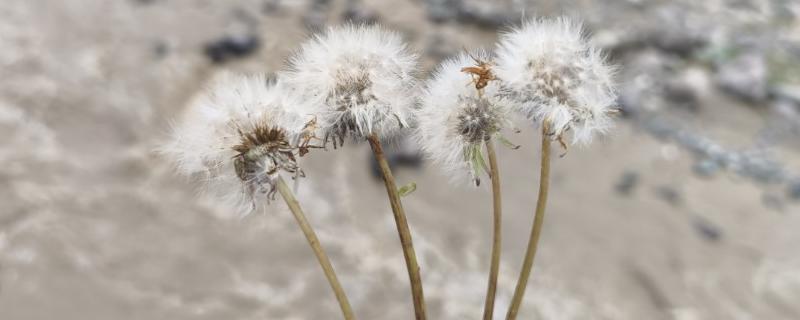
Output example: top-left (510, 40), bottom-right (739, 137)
top-left (366, 133), bottom-right (427, 320)
top-left (506, 122), bottom-right (552, 320)
top-left (482, 139), bottom-right (502, 320)
top-left (275, 176), bottom-right (356, 320)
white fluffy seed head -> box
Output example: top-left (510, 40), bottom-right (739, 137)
top-left (495, 17), bottom-right (617, 145)
top-left (161, 72), bottom-right (309, 215)
top-left (281, 24), bottom-right (420, 145)
top-left (415, 51), bottom-right (511, 185)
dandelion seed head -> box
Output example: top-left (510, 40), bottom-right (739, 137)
top-left (456, 98), bottom-right (504, 144)
top-left (415, 51), bottom-right (510, 185)
top-left (162, 72), bottom-right (306, 214)
top-left (495, 17), bottom-right (617, 145)
top-left (282, 24), bottom-right (420, 145)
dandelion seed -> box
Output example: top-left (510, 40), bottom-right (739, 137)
top-left (161, 72), bottom-right (308, 214)
top-left (416, 51), bottom-right (511, 185)
top-left (494, 17), bottom-right (618, 145)
top-left (281, 24), bottom-right (420, 147)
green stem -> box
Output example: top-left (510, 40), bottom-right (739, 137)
top-left (275, 176), bottom-right (356, 320)
top-left (366, 134), bottom-right (427, 320)
top-left (506, 122), bottom-right (552, 320)
top-left (482, 139), bottom-right (503, 320)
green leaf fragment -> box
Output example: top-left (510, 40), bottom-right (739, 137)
top-left (398, 182), bottom-right (417, 197)
top-left (474, 147), bottom-right (489, 176)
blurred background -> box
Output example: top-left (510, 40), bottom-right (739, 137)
top-left (1, 0), bottom-right (800, 319)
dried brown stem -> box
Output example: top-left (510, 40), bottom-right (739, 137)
top-left (275, 176), bottom-right (356, 320)
top-left (482, 139), bottom-right (503, 320)
top-left (505, 121), bottom-right (552, 320)
top-left (366, 134), bottom-right (427, 320)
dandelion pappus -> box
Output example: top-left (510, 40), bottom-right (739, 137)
top-left (231, 123), bottom-right (301, 201)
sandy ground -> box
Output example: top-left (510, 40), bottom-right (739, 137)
top-left (1, 0), bottom-right (799, 319)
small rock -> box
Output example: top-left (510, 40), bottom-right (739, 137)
top-left (655, 185), bottom-right (681, 206)
top-left (716, 53), bottom-right (769, 102)
top-left (618, 50), bottom-right (681, 114)
top-left (395, 153), bottom-right (422, 168)
top-left (789, 180), bottom-right (800, 200)
top-left (664, 79), bottom-right (698, 111)
top-left (650, 30), bottom-right (706, 57)
top-left (692, 159), bottom-right (719, 178)
top-left (262, 0), bottom-right (281, 15)
top-left (691, 216), bottom-right (722, 242)
top-left (203, 34), bottom-right (260, 64)
top-left (665, 67), bottom-right (712, 110)
top-left (615, 170), bottom-right (639, 196)
top-left (152, 41), bottom-right (169, 59)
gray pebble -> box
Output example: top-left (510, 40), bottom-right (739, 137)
top-left (615, 170), bottom-right (639, 196)
top-left (691, 216), bottom-right (722, 242)
top-left (692, 159), bottom-right (720, 178)
top-left (789, 181), bottom-right (800, 200)
top-left (655, 185), bottom-right (681, 206)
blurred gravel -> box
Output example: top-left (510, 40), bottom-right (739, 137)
top-left (1, 0), bottom-right (800, 319)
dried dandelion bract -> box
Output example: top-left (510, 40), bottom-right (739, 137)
top-left (416, 51), bottom-right (511, 185)
top-left (162, 72), bottom-right (305, 214)
top-left (282, 24), bottom-right (420, 146)
top-left (495, 17), bottom-right (617, 145)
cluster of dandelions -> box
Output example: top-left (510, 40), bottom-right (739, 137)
top-left (162, 17), bottom-right (616, 320)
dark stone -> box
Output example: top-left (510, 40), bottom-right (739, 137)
top-left (615, 170), bottom-right (639, 196)
top-left (152, 41), bottom-right (169, 59)
top-left (395, 152), bottom-right (423, 168)
top-left (368, 137), bottom-right (422, 180)
top-left (664, 75), bottom-right (700, 112)
top-left (691, 216), bottom-right (722, 242)
top-left (203, 34), bottom-right (260, 64)
top-left (650, 31), bottom-right (706, 57)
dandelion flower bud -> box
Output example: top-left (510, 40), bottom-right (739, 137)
top-left (495, 17), bottom-right (617, 145)
top-left (162, 72), bottom-right (306, 213)
top-left (282, 24), bottom-right (420, 146)
top-left (415, 51), bottom-right (511, 185)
